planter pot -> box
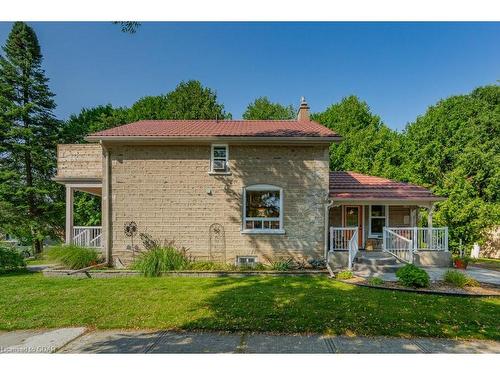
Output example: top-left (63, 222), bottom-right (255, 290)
top-left (454, 259), bottom-right (468, 269)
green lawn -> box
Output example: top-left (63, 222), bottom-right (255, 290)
top-left (472, 258), bottom-right (500, 270)
top-left (0, 272), bottom-right (499, 340)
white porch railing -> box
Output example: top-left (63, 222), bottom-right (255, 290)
top-left (329, 227), bottom-right (359, 270)
top-left (329, 227), bottom-right (358, 251)
top-left (383, 227), bottom-right (448, 251)
top-left (72, 226), bottom-right (102, 248)
top-left (383, 228), bottom-right (414, 263)
top-left (347, 229), bottom-right (359, 271)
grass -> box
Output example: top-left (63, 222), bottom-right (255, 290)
top-left (26, 251), bottom-right (53, 265)
top-left (0, 273), bottom-right (499, 340)
top-left (471, 258), bottom-right (500, 270)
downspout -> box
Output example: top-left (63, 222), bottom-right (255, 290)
top-left (102, 142), bottom-right (112, 266)
top-left (324, 199), bottom-right (334, 259)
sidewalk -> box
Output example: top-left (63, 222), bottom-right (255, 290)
top-left (1, 328), bottom-right (499, 353)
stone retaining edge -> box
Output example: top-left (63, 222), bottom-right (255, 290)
top-left (42, 268), bottom-right (329, 278)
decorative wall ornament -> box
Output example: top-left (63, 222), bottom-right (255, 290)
top-left (209, 223), bottom-right (226, 262)
top-left (124, 221), bottom-right (139, 258)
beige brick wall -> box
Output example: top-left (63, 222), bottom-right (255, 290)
top-left (57, 144), bottom-right (102, 179)
top-left (107, 144), bottom-right (330, 265)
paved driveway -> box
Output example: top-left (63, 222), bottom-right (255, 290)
top-left (355, 265), bottom-right (500, 285)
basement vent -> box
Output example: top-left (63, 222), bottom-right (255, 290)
top-left (236, 256), bottom-right (257, 266)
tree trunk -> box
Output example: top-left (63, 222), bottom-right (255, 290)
top-left (34, 238), bottom-right (43, 254)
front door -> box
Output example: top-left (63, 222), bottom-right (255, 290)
top-left (343, 205), bottom-right (363, 247)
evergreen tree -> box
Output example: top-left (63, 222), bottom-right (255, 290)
top-left (0, 22), bottom-right (63, 252)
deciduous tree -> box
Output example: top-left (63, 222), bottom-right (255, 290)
top-left (243, 97), bottom-right (295, 120)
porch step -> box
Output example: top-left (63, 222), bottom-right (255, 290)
top-left (352, 262), bottom-right (405, 273)
top-left (352, 251), bottom-right (405, 274)
top-left (356, 252), bottom-right (398, 266)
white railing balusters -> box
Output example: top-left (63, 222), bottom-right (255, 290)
top-left (329, 227), bottom-right (358, 270)
top-left (72, 226), bottom-right (102, 248)
top-left (383, 228), bottom-right (414, 263)
top-left (383, 227), bottom-right (448, 251)
top-left (347, 229), bottom-right (359, 270)
top-left (329, 227), bottom-right (357, 251)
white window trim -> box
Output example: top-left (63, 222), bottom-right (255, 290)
top-left (241, 184), bottom-right (285, 234)
top-left (209, 144), bottom-right (229, 174)
top-left (368, 204), bottom-right (389, 238)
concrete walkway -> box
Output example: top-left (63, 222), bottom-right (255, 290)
top-left (2, 328), bottom-right (498, 353)
top-left (355, 265), bottom-right (500, 285)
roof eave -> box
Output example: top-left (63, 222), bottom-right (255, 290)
top-left (85, 135), bottom-right (342, 144)
top-left (329, 196), bottom-right (446, 203)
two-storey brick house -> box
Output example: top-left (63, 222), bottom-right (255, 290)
top-left (55, 99), bottom-right (450, 269)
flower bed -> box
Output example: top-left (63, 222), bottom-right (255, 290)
top-left (341, 276), bottom-right (500, 297)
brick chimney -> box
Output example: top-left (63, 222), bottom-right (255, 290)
top-left (297, 96), bottom-right (310, 121)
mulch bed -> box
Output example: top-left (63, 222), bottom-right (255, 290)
top-left (342, 276), bottom-right (500, 296)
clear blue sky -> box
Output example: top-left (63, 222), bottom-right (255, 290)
top-left (0, 22), bottom-right (498, 130)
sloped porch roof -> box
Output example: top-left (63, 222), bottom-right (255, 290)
top-left (329, 171), bottom-right (444, 202)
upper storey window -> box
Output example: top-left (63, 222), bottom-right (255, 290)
top-left (210, 144), bottom-right (229, 173)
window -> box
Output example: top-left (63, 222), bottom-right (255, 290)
top-left (210, 144), bottom-right (229, 173)
top-left (236, 256), bottom-right (258, 266)
top-left (369, 205), bottom-right (387, 237)
top-left (242, 185), bottom-right (284, 234)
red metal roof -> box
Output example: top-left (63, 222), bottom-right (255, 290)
top-left (329, 171), bottom-right (444, 201)
top-left (87, 120), bottom-right (339, 139)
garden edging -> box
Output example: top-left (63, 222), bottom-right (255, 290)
top-left (42, 268), bottom-right (329, 278)
top-left (338, 278), bottom-right (500, 297)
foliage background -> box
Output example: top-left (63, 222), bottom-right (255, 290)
top-left (0, 22), bottom-right (498, 252)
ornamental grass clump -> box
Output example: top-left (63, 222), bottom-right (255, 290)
top-left (47, 245), bottom-right (101, 270)
top-left (0, 245), bottom-right (26, 272)
top-left (133, 246), bottom-right (190, 277)
top-left (269, 257), bottom-right (294, 271)
top-left (396, 264), bottom-right (430, 288)
top-left (444, 270), bottom-right (480, 288)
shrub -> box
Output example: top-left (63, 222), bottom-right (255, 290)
top-left (368, 277), bottom-right (384, 286)
top-left (307, 258), bottom-right (326, 269)
top-left (239, 262), bottom-right (267, 271)
top-left (444, 270), bottom-right (480, 288)
top-left (47, 245), bottom-right (101, 270)
top-left (336, 270), bottom-right (353, 280)
top-left (396, 264), bottom-right (430, 288)
top-left (269, 257), bottom-right (294, 271)
top-left (0, 245), bottom-right (26, 272)
top-left (133, 246), bottom-right (190, 276)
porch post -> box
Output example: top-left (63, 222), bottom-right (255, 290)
top-left (65, 185), bottom-right (74, 245)
top-left (427, 204), bottom-right (434, 249)
top-left (324, 199), bottom-right (334, 258)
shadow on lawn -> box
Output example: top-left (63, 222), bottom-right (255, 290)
top-left (179, 276), bottom-right (500, 341)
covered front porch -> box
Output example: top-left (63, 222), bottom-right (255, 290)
top-left (62, 182), bottom-right (103, 249)
top-left (327, 172), bottom-right (449, 269)
top-left (53, 143), bottom-right (104, 250)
